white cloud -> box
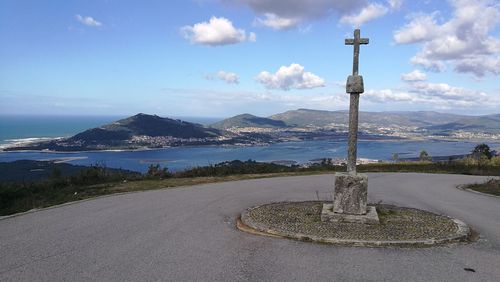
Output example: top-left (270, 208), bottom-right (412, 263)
top-left (254, 13), bottom-right (301, 30)
top-left (364, 77), bottom-right (500, 109)
top-left (75, 15), bottom-right (102, 27)
top-left (340, 3), bottom-right (389, 27)
top-left (393, 13), bottom-right (438, 44)
top-left (256, 63), bottom-right (325, 90)
top-left (181, 16), bottom-right (256, 46)
top-left (206, 71), bottom-right (240, 84)
top-left (229, 0), bottom-right (367, 29)
top-left (217, 71), bottom-right (240, 84)
top-left (364, 89), bottom-right (413, 103)
top-left (394, 0), bottom-right (500, 77)
top-left (401, 70), bottom-right (427, 82)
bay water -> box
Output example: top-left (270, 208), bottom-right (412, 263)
top-left (1, 115), bottom-right (498, 173)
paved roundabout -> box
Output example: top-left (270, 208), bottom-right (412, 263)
top-left (1, 173), bottom-right (499, 281)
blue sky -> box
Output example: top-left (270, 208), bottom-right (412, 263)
top-left (1, 0), bottom-right (499, 117)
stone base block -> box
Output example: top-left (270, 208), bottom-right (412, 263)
top-left (333, 172), bottom-right (368, 215)
top-left (321, 204), bottom-right (380, 224)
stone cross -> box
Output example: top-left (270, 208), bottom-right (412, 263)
top-left (345, 29), bottom-right (369, 174)
top-left (321, 28), bottom-right (378, 223)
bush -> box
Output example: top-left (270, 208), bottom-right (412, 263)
top-left (419, 150), bottom-right (431, 162)
top-left (146, 164), bottom-right (172, 179)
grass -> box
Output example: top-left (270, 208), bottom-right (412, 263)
top-left (466, 179), bottom-right (500, 196)
top-left (0, 172), bottom-right (328, 216)
top-left (375, 206), bottom-right (397, 224)
top-left (357, 162), bottom-right (500, 176)
top-left (1, 161), bottom-right (499, 217)
top-left (107, 172), bottom-right (324, 193)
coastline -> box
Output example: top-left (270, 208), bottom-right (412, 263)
top-left (1, 139), bottom-right (499, 174)
top-left (2, 136), bottom-right (497, 154)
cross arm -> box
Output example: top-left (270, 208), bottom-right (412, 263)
top-left (345, 38), bottom-right (369, 45)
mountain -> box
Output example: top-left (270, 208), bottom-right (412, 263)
top-left (70, 113), bottom-right (221, 143)
top-left (424, 114), bottom-right (500, 134)
top-left (4, 114), bottom-right (225, 151)
top-left (269, 109), bottom-right (465, 128)
top-left (3, 110), bottom-right (499, 152)
top-left (211, 114), bottom-right (288, 130)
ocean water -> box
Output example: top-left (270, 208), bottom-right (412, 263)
top-left (0, 115), bottom-right (222, 145)
top-left (0, 115), bottom-right (124, 145)
top-left (1, 115), bottom-right (499, 173)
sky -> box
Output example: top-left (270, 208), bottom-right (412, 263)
top-left (0, 0), bottom-right (499, 117)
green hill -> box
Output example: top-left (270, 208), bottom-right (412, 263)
top-left (211, 114), bottom-right (288, 129)
top-left (425, 114), bottom-right (500, 134)
top-left (269, 109), bottom-right (465, 127)
top-left (4, 114), bottom-right (224, 151)
top-left (70, 113), bottom-right (221, 143)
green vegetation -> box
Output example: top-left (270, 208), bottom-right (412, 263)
top-left (146, 163), bottom-right (173, 179)
top-left (211, 113), bottom-right (287, 129)
top-left (0, 164), bottom-right (141, 215)
top-left (1, 153), bottom-right (500, 216)
top-left (392, 153), bottom-right (399, 162)
top-left (466, 179), bottom-right (500, 196)
top-left (6, 113), bottom-right (222, 151)
top-left (472, 143), bottom-right (494, 160)
top-left (85, 113), bottom-right (221, 139)
top-left (426, 114), bottom-right (500, 134)
top-left (268, 109), bottom-right (467, 128)
top-left (419, 150), bottom-right (431, 162)
top-left (357, 161), bottom-right (499, 176)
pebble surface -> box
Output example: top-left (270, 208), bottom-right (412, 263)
top-left (244, 201), bottom-right (462, 241)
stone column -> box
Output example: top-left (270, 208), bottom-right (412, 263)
top-left (347, 93), bottom-right (360, 174)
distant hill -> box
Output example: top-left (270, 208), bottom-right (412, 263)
top-left (425, 114), bottom-right (500, 134)
top-left (2, 110), bottom-right (499, 152)
top-left (70, 113), bottom-right (221, 143)
top-left (211, 114), bottom-right (288, 129)
top-left (269, 109), bottom-right (465, 127)
top-left (3, 114), bottom-right (225, 151)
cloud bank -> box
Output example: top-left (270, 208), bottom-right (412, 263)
top-left (394, 0), bottom-right (500, 77)
top-left (231, 0), bottom-right (366, 29)
top-left (365, 69), bottom-right (499, 108)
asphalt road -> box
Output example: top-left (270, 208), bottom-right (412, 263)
top-left (1, 173), bottom-right (499, 281)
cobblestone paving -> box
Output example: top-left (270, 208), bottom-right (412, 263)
top-left (245, 202), bottom-right (461, 241)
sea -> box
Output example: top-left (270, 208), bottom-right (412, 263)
top-left (1, 115), bottom-right (499, 173)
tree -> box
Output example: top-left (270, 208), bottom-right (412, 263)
top-left (472, 144), bottom-right (493, 160)
top-left (146, 164), bottom-right (172, 179)
top-left (392, 153), bottom-right (399, 163)
top-left (419, 150), bottom-right (431, 162)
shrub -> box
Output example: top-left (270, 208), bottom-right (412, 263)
top-left (146, 164), bottom-right (172, 179)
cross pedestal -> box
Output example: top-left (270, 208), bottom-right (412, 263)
top-left (321, 29), bottom-right (379, 224)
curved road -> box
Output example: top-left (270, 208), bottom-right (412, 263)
top-left (1, 173), bottom-right (499, 281)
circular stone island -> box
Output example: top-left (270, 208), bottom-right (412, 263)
top-left (238, 201), bottom-right (473, 247)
